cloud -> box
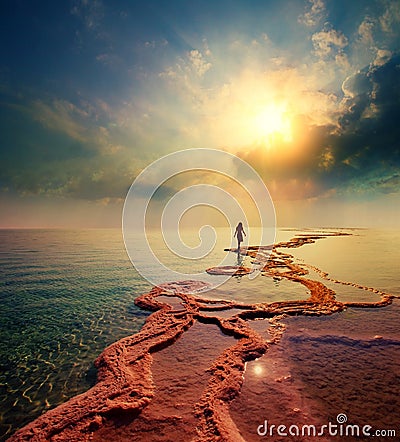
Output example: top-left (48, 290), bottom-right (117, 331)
top-left (298, 0), bottom-right (326, 27)
top-left (143, 39), bottom-right (169, 49)
top-left (340, 53), bottom-right (400, 126)
top-left (358, 17), bottom-right (376, 47)
top-left (236, 54), bottom-right (400, 200)
top-left (71, 0), bottom-right (104, 31)
top-left (188, 49), bottom-right (212, 77)
top-left (32, 99), bottom-right (91, 143)
top-left (356, 13), bottom-right (395, 68)
top-left (379, 0), bottom-right (400, 34)
top-left (2, 3), bottom-right (399, 210)
top-left (2, 146), bottom-right (139, 201)
top-left (0, 96), bottom-right (148, 201)
top-left (321, 54), bottom-right (400, 195)
top-left (373, 174), bottom-right (400, 194)
top-left (373, 49), bottom-right (392, 66)
top-left (312, 28), bottom-right (348, 58)
top-left (159, 47), bottom-right (212, 82)
top-left (28, 97), bottom-right (159, 159)
top-left (156, 40), bottom-right (342, 151)
top-left (341, 70), bottom-right (372, 99)
top-left (95, 53), bottom-right (123, 68)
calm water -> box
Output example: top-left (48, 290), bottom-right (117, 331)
top-left (0, 228), bottom-right (399, 440)
top-left (0, 229), bottom-right (151, 440)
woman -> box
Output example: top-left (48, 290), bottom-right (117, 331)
top-left (234, 222), bottom-right (246, 252)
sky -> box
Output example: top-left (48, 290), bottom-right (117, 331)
top-left (0, 0), bottom-right (399, 228)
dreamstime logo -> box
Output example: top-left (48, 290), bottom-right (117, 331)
top-left (122, 148), bottom-right (276, 291)
top-left (257, 413), bottom-right (397, 438)
top-left (336, 413), bottom-right (347, 424)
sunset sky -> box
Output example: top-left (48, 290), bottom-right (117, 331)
top-left (1, 0), bottom-right (399, 228)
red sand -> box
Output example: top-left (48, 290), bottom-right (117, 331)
top-left (8, 233), bottom-right (399, 441)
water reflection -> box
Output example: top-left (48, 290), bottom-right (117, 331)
top-left (236, 251), bottom-right (244, 266)
top-left (232, 251), bottom-right (246, 283)
top-left (253, 362), bottom-right (264, 376)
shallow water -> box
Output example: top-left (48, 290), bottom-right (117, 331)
top-left (0, 229), bottom-right (151, 440)
top-left (91, 321), bottom-right (236, 441)
top-left (1, 227), bottom-right (399, 440)
top-left (288, 229), bottom-right (400, 298)
top-left (229, 228), bottom-right (400, 441)
top-left (231, 303), bottom-right (400, 441)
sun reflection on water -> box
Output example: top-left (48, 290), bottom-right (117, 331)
top-left (253, 363), bottom-right (264, 376)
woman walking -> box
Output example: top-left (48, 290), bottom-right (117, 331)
top-left (234, 222), bottom-right (246, 252)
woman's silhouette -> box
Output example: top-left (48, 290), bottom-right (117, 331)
top-left (234, 222), bottom-right (246, 252)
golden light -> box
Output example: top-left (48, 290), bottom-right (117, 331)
top-left (253, 363), bottom-right (264, 376)
top-left (253, 102), bottom-right (293, 144)
top-left (182, 67), bottom-right (336, 150)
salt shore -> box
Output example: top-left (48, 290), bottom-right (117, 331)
top-left (9, 233), bottom-right (399, 441)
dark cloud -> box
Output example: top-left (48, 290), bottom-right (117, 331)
top-left (239, 54), bottom-right (400, 200)
top-left (332, 54), bottom-right (400, 184)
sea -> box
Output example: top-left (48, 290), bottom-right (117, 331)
top-left (0, 227), bottom-right (399, 440)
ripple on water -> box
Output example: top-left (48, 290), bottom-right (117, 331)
top-left (0, 229), bottom-right (151, 441)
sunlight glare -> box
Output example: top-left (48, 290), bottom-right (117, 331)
top-left (253, 363), bottom-right (263, 376)
top-left (254, 103), bottom-right (292, 144)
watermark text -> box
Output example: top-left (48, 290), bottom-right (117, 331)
top-left (257, 414), bottom-right (396, 438)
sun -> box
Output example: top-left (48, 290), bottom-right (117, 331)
top-left (253, 103), bottom-right (293, 144)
